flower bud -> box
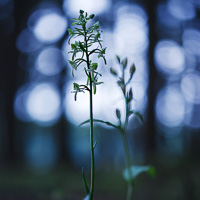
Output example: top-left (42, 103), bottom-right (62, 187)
top-left (130, 63), bottom-right (136, 79)
top-left (91, 63), bottom-right (98, 70)
top-left (128, 88), bottom-right (133, 100)
top-left (117, 80), bottom-right (125, 94)
top-left (116, 109), bottom-right (121, 120)
top-left (89, 14), bottom-right (95, 19)
top-left (110, 67), bottom-right (118, 77)
top-left (73, 83), bottom-right (79, 90)
top-left (122, 58), bottom-right (128, 69)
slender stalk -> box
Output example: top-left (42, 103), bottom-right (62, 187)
top-left (121, 131), bottom-right (133, 200)
top-left (85, 32), bottom-right (95, 200)
top-left (121, 88), bottom-right (134, 200)
top-left (68, 11), bottom-right (106, 199)
top-left (89, 78), bottom-right (94, 200)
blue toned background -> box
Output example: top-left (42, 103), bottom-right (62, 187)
top-left (0, 0), bottom-right (200, 199)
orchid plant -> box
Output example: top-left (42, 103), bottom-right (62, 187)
top-left (68, 10), bottom-right (155, 200)
top-left (68, 10), bottom-right (106, 200)
top-left (81, 56), bottom-right (156, 200)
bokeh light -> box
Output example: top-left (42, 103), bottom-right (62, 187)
top-left (14, 85), bottom-right (32, 122)
top-left (155, 84), bottom-right (185, 128)
top-left (63, 0), bottom-right (111, 17)
top-left (25, 83), bottom-right (61, 126)
top-left (167, 0), bottom-right (196, 21)
top-left (154, 40), bottom-right (185, 76)
top-left (156, 2), bottom-right (181, 31)
top-left (113, 3), bottom-right (148, 56)
top-left (28, 8), bottom-right (67, 44)
top-left (181, 72), bottom-right (200, 104)
top-left (183, 28), bottom-right (200, 57)
top-left (36, 46), bottom-right (65, 76)
top-left (16, 28), bottom-right (42, 54)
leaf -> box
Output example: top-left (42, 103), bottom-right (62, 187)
top-left (79, 41), bottom-right (85, 52)
top-left (72, 21), bottom-right (78, 26)
top-left (100, 47), bottom-right (106, 54)
top-left (73, 82), bottom-right (79, 90)
top-left (93, 130), bottom-right (100, 150)
top-left (148, 166), bottom-right (156, 177)
top-left (82, 168), bottom-right (90, 195)
top-left (102, 55), bottom-right (107, 65)
top-left (93, 21), bottom-right (99, 29)
top-left (123, 165), bottom-right (156, 182)
top-left (79, 119), bottom-right (119, 130)
top-left (93, 82), bottom-right (96, 94)
top-left (89, 49), bottom-right (98, 55)
top-left (129, 110), bottom-right (144, 123)
top-left (67, 28), bottom-right (74, 35)
top-left (83, 195), bottom-right (90, 200)
top-left (95, 81), bottom-right (103, 85)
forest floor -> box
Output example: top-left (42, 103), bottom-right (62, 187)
top-left (0, 158), bottom-right (200, 200)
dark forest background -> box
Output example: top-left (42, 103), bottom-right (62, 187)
top-left (0, 0), bottom-right (200, 199)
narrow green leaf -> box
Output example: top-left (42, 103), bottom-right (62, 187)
top-left (73, 82), bottom-right (79, 90)
top-left (82, 168), bottom-right (90, 195)
top-left (95, 82), bottom-right (103, 85)
top-left (74, 91), bottom-right (77, 101)
top-left (93, 130), bottom-right (100, 150)
top-left (72, 21), bottom-right (78, 26)
top-left (93, 83), bottom-right (96, 94)
top-left (67, 28), bottom-right (74, 35)
top-left (103, 56), bottom-right (107, 65)
top-left (93, 21), bottom-right (99, 29)
top-left (79, 41), bottom-right (85, 52)
top-left (123, 165), bottom-right (156, 182)
top-left (100, 47), bottom-right (106, 54)
top-left (148, 166), bottom-right (156, 178)
top-left (79, 119), bottom-right (119, 129)
top-left (89, 49), bottom-right (97, 55)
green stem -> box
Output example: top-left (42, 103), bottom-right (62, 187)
top-left (121, 87), bottom-right (133, 200)
top-left (121, 131), bottom-right (133, 200)
top-left (89, 77), bottom-right (94, 200)
top-left (85, 31), bottom-right (95, 200)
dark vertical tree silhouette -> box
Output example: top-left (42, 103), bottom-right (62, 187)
top-left (145, 0), bottom-right (159, 160)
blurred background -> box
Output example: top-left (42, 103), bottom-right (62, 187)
top-left (0, 0), bottom-right (200, 199)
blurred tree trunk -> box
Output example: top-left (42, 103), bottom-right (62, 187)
top-left (145, 0), bottom-right (159, 160)
top-left (0, 0), bottom-right (69, 165)
top-left (0, 1), bottom-right (23, 164)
